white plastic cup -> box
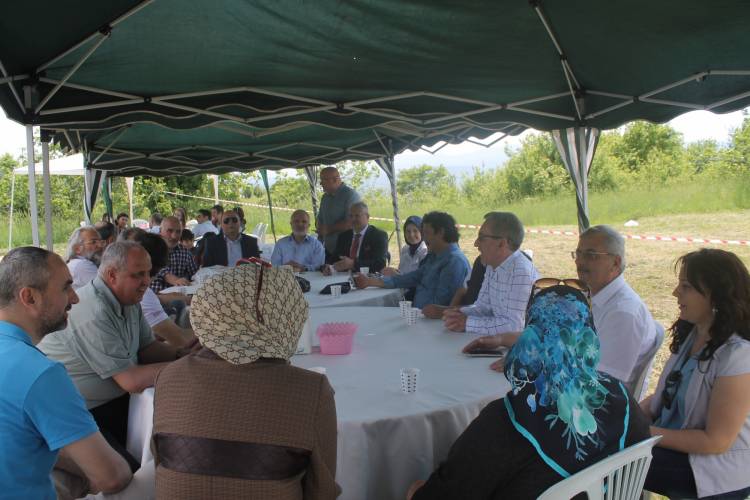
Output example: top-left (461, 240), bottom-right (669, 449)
top-left (399, 300), bottom-right (412, 318)
top-left (400, 368), bottom-right (420, 394)
top-left (406, 307), bottom-right (419, 325)
top-left (330, 284), bottom-right (342, 298)
top-left (308, 366), bottom-right (327, 375)
top-left (359, 266), bottom-right (369, 276)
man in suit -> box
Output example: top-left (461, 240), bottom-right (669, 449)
top-left (325, 201), bottom-right (388, 273)
top-left (200, 209), bottom-right (260, 267)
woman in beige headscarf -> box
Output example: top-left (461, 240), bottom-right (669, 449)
top-left (151, 265), bottom-right (340, 500)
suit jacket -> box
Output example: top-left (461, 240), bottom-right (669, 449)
top-left (329, 225), bottom-right (388, 272)
top-left (200, 232), bottom-right (260, 267)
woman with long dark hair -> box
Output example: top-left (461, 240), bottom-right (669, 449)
top-left (643, 249), bottom-right (750, 499)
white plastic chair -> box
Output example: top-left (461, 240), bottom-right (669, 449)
top-left (537, 436), bottom-right (661, 500)
top-left (631, 321), bottom-right (666, 401)
top-left (250, 222), bottom-right (263, 237)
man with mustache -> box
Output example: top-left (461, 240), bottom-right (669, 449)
top-left (65, 227), bottom-right (106, 290)
top-left (150, 216), bottom-right (199, 293)
top-left (40, 241), bottom-right (181, 469)
top-left (271, 209), bottom-right (325, 271)
top-left (0, 247), bottom-right (132, 498)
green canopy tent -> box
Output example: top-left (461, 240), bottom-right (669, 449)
top-left (2, 0), bottom-right (749, 245)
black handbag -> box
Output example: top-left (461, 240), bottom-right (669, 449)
top-left (295, 275), bottom-right (311, 293)
top-left (319, 281), bottom-right (352, 295)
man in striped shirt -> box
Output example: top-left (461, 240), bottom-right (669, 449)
top-left (444, 212), bottom-right (538, 335)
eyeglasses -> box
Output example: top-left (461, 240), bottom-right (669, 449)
top-left (223, 217), bottom-right (239, 224)
top-left (570, 249), bottom-right (613, 261)
top-left (661, 370), bottom-right (683, 410)
top-left (476, 232), bottom-right (505, 242)
top-left (525, 277), bottom-right (592, 322)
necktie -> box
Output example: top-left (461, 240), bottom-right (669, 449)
top-left (349, 233), bottom-right (361, 260)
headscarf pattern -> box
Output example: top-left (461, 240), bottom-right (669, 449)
top-left (503, 286), bottom-right (630, 477)
top-left (191, 265), bottom-right (309, 365)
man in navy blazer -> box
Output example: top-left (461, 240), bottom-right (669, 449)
top-left (200, 209), bottom-right (260, 267)
top-left (325, 202), bottom-right (388, 273)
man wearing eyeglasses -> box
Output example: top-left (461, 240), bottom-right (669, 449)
top-left (65, 227), bottom-right (106, 290)
top-left (442, 212), bottom-right (538, 334)
top-left (199, 209), bottom-right (260, 268)
top-left (316, 166), bottom-right (361, 259)
top-left (572, 225), bottom-right (661, 395)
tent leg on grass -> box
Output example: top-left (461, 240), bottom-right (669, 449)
top-left (377, 153), bottom-right (402, 252)
top-left (260, 169), bottom-right (277, 243)
top-left (42, 140), bottom-right (54, 250)
top-left (552, 127), bottom-right (600, 233)
top-left (25, 123), bottom-right (40, 247)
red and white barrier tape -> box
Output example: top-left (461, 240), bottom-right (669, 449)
top-left (161, 191), bottom-right (749, 246)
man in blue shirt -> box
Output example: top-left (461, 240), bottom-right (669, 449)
top-left (271, 209), bottom-right (326, 271)
top-left (354, 211), bottom-right (470, 308)
top-left (0, 247), bottom-right (131, 499)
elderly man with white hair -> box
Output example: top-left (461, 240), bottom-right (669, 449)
top-left (271, 209), bottom-right (326, 272)
top-left (65, 227), bottom-right (106, 290)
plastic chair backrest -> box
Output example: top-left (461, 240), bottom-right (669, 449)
top-left (537, 436), bottom-right (661, 500)
top-left (632, 321), bottom-right (665, 401)
top-left (250, 223), bottom-right (263, 237)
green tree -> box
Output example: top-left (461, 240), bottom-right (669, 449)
top-left (397, 164), bottom-right (457, 199)
top-left (502, 132), bottom-right (571, 200)
top-left (613, 122), bottom-right (684, 173)
top-left (270, 171), bottom-right (310, 207)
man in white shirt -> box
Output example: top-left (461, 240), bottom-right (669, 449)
top-left (443, 212), bottom-right (538, 334)
top-left (65, 227), bottom-right (106, 290)
top-left (573, 225), bottom-right (661, 392)
top-left (192, 209), bottom-right (219, 238)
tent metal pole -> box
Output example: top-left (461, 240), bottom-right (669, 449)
top-left (35, 32), bottom-right (111, 114)
top-left (41, 142), bottom-right (54, 250)
top-left (0, 58), bottom-right (25, 113)
top-left (259, 169), bottom-right (277, 243)
top-left (125, 177), bottom-right (134, 223)
top-left (8, 173), bottom-right (15, 251)
top-left (303, 166), bottom-right (319, 221)
top-left (91, 125), bottom-right (129, 165)
top-left (212, 175), bottom-right (219, 203)
top-left (25, 124), bottom-right (40, 246)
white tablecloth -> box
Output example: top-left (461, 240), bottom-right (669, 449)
top-left (127, 307), bottom-right (509, 500)
top-left (161, 271), bottom-right (401, 309)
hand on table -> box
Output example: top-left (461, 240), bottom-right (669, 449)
top-left (422, 304), bottom-right (447, 319)
top-left (334, 256), bottom-right (354, 271)
top-left (442, 308), bottom-right (467, 332)
top-left (321, 264), bottom-right (333, 276)
top-left (171, 277), bottom-right (190, 286)
top-left (285, 260), bottom-right (306, 272)
top-left (381, 266), bottom-right (399, 277)
top-left (353, 273), bottom-right (370, 289)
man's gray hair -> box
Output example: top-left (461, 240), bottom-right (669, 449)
top-left (98, 240), bottom-right (146, 278)
top-left (483, 212), bottom-right (525, 251)
top-left (117, 227), bottom-right (146, 242)
top-left (581, 224), bottom-right (626, 272)
top-left (350, 201), bottom-right (369, 214)
top-left (64, 226), bottom-right (97, 263)
top-left (0, 247), bottom-right (53, 308)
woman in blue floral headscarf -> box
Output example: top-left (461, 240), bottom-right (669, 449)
top-left (407, 284), bottom-right (650, 500)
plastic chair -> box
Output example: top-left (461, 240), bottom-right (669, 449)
top-left (631, 321), bottom-right (666, 401)
top-left (537, 436), bottom-right (661, 500)
top-left (250, 223), bottom-right (263, 237)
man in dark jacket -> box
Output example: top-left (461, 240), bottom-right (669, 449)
top-left (200, 209), bottom-right (260, 267)
top-left (325, 202), bottom-right (388, 273)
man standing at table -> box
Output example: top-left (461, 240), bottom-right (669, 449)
top-left (317, 166), bottom-right (361, 259)
top-left (326, 201), bottom-right (388, 273)
top-left (150, 216), bottom-right (199, 293)
top-left (65, 226), bottom-right (106, 290)
top-left (354, 211), bottom-right (471, 308)
top-left (200, 209), bottom-right (260, 267)
top-left (271, 209), bottom-right (326, 271)
top-left (39, 241), bottom-right (180, 470)
top-left (0, 247), bottom-right (132, 498)
top-left (443, 212), bottom-right (538, 335)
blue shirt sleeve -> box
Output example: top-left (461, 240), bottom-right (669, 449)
top-left (309, 239), bottom-right (326, 271)
top-left (24, 363), bottom-right (99, 451)
top-left (270, 239), bottom-right (284, 266)
top-left (432, 255), bottom-right (469, 305)
top-left (384, 266), bottom-right (424, 289)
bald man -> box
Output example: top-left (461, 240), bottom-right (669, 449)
top-left (271, 209), bottom-right (326, 271)
top-left (316, 166), bottom-right (361, 257)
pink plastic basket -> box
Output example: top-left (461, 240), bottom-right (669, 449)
top-left (316, 322), bottom-right (358, 355)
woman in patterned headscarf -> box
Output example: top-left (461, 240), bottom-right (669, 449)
top-left (407, 284), bottom-right (650, 500)
top-left (152, 264), bottom-right (340, 500)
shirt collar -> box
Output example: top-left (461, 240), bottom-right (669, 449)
top-left (0, 320), bottom-right (33, 346)
top-left (353, 225), bottom-right (369, 238)
top-left (486, 248), bottom-right (522, 272)
top-left (290, 234), bottom-right (314, 244)
top-left (591, 273), bottom-right (625, 308)
top-left (91, 276), bottom-right (127, 316)
top-left (224, 233), bottom-right (242, 243)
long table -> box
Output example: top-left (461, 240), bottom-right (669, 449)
top-left (162, 270), bottom-right (402, 309)
top-left (127, 307), bottom-right (510, 500)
